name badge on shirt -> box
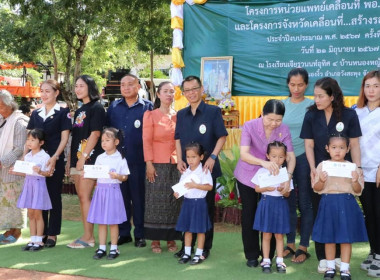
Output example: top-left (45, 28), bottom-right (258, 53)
top-left (336, 122), bottom-right (344, 132)
top-left (199, 124), bottom-right (207, 134)
top-left (134, 120), bottom-right (141, 128)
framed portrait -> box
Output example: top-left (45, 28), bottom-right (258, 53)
top-left (200, 56), bottom-right (233, 100)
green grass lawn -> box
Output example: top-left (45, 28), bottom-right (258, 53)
top-left (0, 195), bottom-right (373, 280)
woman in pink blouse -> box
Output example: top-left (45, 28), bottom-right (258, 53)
top-left (234, 99), bottom-right (296, 268)
top-left (142, 82), bottom-right (182, 253)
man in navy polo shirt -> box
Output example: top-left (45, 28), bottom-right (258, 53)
top-left (106, 74), bottom-right (153, 247)
top-left (174, 75), bottom-right (228, 260)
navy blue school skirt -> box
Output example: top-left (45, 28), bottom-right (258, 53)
top-left (175, 198), bottom-right (211, 233)
top-left (312, 193), bottom-right (368, 244)
top-left (253, 195), bottom-right (290, 234)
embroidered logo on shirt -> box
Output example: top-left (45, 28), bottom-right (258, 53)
top-left (199, 124), bottom-right (206, 134)
top-left (73, 111), bottom-right (86, 128)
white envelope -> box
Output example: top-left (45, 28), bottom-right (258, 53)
top-left (83, 165), bottom-right (110, 179)
top-left (171, 174), bottom-right (200, 198)
top-left (322, 161), bottom-right (356, 178)
top-left (13, 160), bottom-right (35, 175)
top-left (253, 167), bottom-right (289, 188)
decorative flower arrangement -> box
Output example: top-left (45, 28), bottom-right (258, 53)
top-left (215, 145), bottom-right (241, 209)
top-left (218, 98), bottom-right (235, 114)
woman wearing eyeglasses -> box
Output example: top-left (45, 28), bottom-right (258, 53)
top-left (234, 99), bottom-right (296, 268)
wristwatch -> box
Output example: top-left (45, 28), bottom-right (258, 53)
top-left (82, 152), bottom-right (88, 159)
top-left (210, 154), bottom-right (217, 160)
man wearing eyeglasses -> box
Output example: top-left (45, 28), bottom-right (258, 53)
top-left (174, 75), bottom-right (228, 261)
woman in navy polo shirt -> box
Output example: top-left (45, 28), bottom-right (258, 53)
top-left (300, 77), bottom-right (362, 273)
top-left (27, 80), bottom-right (72, 247)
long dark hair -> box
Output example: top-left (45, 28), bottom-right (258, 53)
top-left (266, 141), bottom-right (287, 167)
top-left (309, 77), bottom-right (345, 121)
top-left (76, 75), bottom-right (100, 102)
top-left (287, 68), bottom-right (309, 97)
top-left (153, 81), bottom-right (174, 109)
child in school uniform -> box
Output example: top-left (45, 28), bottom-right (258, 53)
top-left (174, 142), bottom-right (213, 265)
top-left (86, 127), bottom-right (129, 260)
top-left (13, 129), bottom-right (52, 251)
top-left (252, 141), bottom-right (292, 274)
top-left (312, 134), bottom-right (368, 280)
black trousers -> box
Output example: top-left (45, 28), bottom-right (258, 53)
top-left (119, 163), bottom-right (146, 239)
top-left (360, 182), bottom-right (380, 254)
top-left (238, 181), bottom-right (275, 261)
top-left (312, 192), bottom-right (340, 260)
top-left (43, 158), bottom-right (65, 236)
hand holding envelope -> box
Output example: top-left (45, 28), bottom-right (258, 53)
top-left (12, 160), bottom-right (35, 175)
top-left (252, 167), bottom-right (289, 188)
top-left (83, 165), bottom-right (110, 179)
top-left (322, 161), bottom-right (356, 178)
top-left (171, 174), bottom-right (200, 198)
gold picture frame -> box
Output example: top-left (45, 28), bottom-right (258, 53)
top-left (200, 56), bottom-right (233, 100)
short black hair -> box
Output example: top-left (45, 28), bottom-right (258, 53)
top-left (181, 76), bottom-right (202, 89)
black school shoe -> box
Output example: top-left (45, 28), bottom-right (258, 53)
top-left (107, 249), bottom-right (120, 260)
top-left (324, 268), bottom-right (336, 279)
top-left (190, 255), bottom-right (205, 265)
top-left (135, 238), bottom-right (146, 248)
top-left (29, 244), bottom-right (44, 252)
top-left (22, 243), bottom-right (34, 251)
top-left (178, 254), bottom-right (191, 264)
top-left (93, 249), bottom-right (107, 260)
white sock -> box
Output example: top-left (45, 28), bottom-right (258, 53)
top-left (184, 246), bottom-right (191, 257)
top-left (110, 245), bottom-right (118, 251)
top-left (99, 244), bottom-right (106, 251)
top-left (375, 254), bottom-right (380, 260)
top-left (35, 236), bottom-right (43, 243)
top-left (340, 262), bottom-right (349, 272)
top-left (326, 260), bottom-right (335, 271)
top-left (263, 258), bottom-right (271, 264)
top-left (30, 236), bottom-right (37, 243)
top-left (276, 257), bottom-right (284, 264)
top-left (195, 248), bottom-right (203, 257)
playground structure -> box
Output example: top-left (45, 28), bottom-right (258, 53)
top-left (0, 62), bottom-right (40, 98)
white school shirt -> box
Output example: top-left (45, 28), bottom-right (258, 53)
top-left (355, 106), bottom-right (380, 182)
top-left (24, 149), bottom-right (50, 177)
top-left (251, 167), bottom-right (294, 197)
top-left (95, 151), bottom-right (130, 184)
top-left (180, 163), bottom-right (213, 199)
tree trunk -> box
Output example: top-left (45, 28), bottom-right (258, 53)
top-left (62, 38), bottom-right (74, 110)
top-left (49, 41), bottom-right (58, 81)
top-left (149, 48), bottom-right (155, 101)
top-left (73, 34), bottom-right (88, 82)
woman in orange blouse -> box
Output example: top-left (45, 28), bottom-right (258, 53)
top-left (143, 81), bottom-right (182, 253)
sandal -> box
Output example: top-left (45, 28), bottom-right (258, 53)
top-left (67, 238), bottom-right (95, 249)
top-left (291, 249), bottom-right (311, 264)
top-left (167, 241), bottom-right (177, 252)
top-left (283, 246), bottom-right (295, 258)
top-left (151, 241), bottom-right (162, 253)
